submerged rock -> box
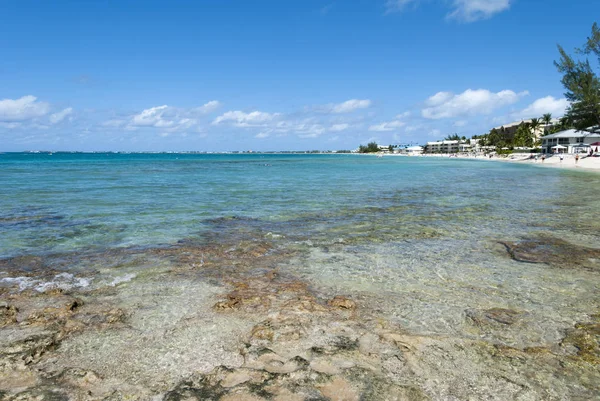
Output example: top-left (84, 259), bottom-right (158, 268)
top-left (465, 308), bottom-right (522, 327)
top-left (328, 296), bottom-right (356, 310)
top-left (0, 302), bottom-right (18, 327)
top-left (560, 314), bottom-right (600, 365)
top-left (499, 235), bottom-right (600, 270)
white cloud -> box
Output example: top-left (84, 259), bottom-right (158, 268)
top-left (513, 96), bottom-right (569, 119)
top-left (386, 0), bottom-right (511, 22)
top-left (213, 110), bottom-right (280, 126)
top-left (194, 100), bottom-right (221, 114)
top-left (448, 0), bottom-right (511, 22)
top-left (174, 118), bottom-right (197, 131)
top-left (330, 123), bottom-right (350, 132)
top-left (422, 89), bottom-right (527, 119)
top-left (396, 111), bottom-right (411, 119)
top-left (425, 92), bottom-right (453, 106)
top-left (128, 105), bottom-right (204, 131)
top-left (131, 105), bottom-right (175, 128)
top-left (0, 95), bottom-right (50, 122)
top-left (369, 120), bottom-right (405, 132)
top-left (453, 120), bottom-right (467, 127)
top-left (330, 99), bottom-right (371, 113)
top-left (49, 107), bottom-right (73, 124)
top-left (255, 132), bottom-right (270, 139)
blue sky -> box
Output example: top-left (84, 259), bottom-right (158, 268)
top-left (1, 0), bottom-right (598, 151)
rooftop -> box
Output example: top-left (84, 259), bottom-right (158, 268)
top-left (542, 129), bottom-right (600, 139)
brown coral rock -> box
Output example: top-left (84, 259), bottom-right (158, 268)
top-left (328, 296), bottom-right (356, 310)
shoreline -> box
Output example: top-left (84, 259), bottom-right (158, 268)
top-left (390, 152), bottom-right (600, 172)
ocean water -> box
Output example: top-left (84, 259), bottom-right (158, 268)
top-left (1, 152), bottom-right (599, 397)
top-left (2, 152), bottom-right (598, 258)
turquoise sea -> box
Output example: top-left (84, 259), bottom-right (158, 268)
top-left (1, 152), bottom-right (599, 399)
top-left (2, 152), bottom-right (598, 258)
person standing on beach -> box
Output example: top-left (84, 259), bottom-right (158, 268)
top-left (541, 155), bottom-right (546, 162)
top-left (575, 154), bottom-right (579, 164)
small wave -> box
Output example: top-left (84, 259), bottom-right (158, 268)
top-left (0, 272), bottom-right (92, 292)
top-left (109, 273), bottom-right (137, 286)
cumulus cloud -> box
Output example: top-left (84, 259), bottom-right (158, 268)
top-left (386, 0), bottom-right (511, 22)
top-left (448, 0), bottom-right (511, 22)
top-left (0, 95), bottom-right (50, 122)
top-left (49, 107), bottom-right (73, 124)
top-left (212, 110), bottom-right (280, 126)
top-left (368, 120), bottom-right (405, 132)
top-left (318, 99), bottom-right (371, 114)
top-left (329, 99), bottom-right (371, 114)
top-left (131, 105), bottom-right (175, 128)
top-left (194, 100), bottom-right (221, 114)
top-left (422, 88), bottom-right (527, 119)
top-left (513, 96), bottom-right (569, 119)
top-left (126, 105), bottom-right (205, 131)
top-left (425, 92), bottom-right (454, 106)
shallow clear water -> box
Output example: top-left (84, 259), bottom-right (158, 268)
top-left (2, 152), bottom-right (599, 398)
top-left (2, 152), bottom-right (598, 257)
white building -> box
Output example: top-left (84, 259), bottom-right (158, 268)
top-left (541, 129), bottom-right (600, 154)
top-left (405, 145), bottom-right (423, 155)
top-left (426, 140), bottom-right (459, 153)
top-left (492, 118), bottom-right (559, 140)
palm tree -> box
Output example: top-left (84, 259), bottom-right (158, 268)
top-left (529, 118), bottom-right (541, 140)
top-left (542, 113), bottom-right (552, 134)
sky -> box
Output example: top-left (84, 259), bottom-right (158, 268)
top-left (1, 0), bottom-right (599, 151)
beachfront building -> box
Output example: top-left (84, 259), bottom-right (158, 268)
top-left (405, 145), bottom-right (423, 155)
top-left (492, 118), bottom-right (558, 141)
top-left (458, 143), bottom-right (472, 153)
top-left (541, 129), bottom-right (600, 154)
top-left (425, 140), bottom-right (459, 154)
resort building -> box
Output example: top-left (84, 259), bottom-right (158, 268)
top-left (541, 129), bottom-right (600, 154)
top-left (458, 143), bottom-right (472, 153)
top-left (425, 140), bottom-right (459, 153)
top-left (401, 145), bottom-right (423, 155)
top-left (492, 118), bottom-right (559, 140)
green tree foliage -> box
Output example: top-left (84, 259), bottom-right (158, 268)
top-left (542, 113), bottom-right (552, 126)
top-left (358, 142), bottom-right (380, 153)
top-left (487, 128), bottom-right (505, 148)
top-left (514, 124), bottom-right (534, 148)
top-left (444, 133), bottom-right (461, 140)
top-left (555, 22), bottom-right (600, 133)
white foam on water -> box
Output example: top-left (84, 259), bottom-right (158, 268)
top-left (0, 276), bottom-right (38, 291)
top-left (109, 273), bottom-right (137, 286)
top-left (0, 273), bottom-right (92, 292)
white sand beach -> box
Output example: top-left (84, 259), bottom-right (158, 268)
top-left (413, 152), bottom-right (600, 172)
top-left (511, 153), bottom-right (600, 171)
